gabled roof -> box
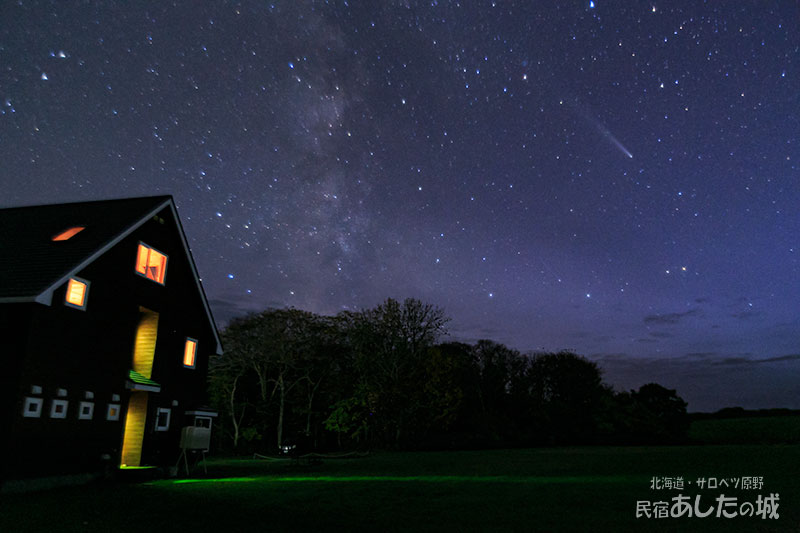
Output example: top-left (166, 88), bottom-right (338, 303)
top-left (0, 196), bottom-right (222, 354)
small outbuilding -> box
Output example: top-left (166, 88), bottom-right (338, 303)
top-left (0, 196), bottom-right (222, 484)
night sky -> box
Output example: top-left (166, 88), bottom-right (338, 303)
top-left (2, 2), bottom-right (798, 412)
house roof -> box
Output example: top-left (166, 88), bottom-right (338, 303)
top-left (0, 196), bottom-right (222, 354)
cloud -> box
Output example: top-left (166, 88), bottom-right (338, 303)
top-left (209, 297), bottom-right (277, 327)
top-left (758, 353), bottom-right (800, 363)
top-left (591, 352), bottom-right (631, 361)
top-left (447, 323), bottom-right (513, 346)
top-left (643, 309), bottom-right (700, 325)
top-left (713, 357), bottom-right (751, 366)
top-left (594, 334), bottom-right (616, 343)
top-left (685, 352), bottom-right (718, 358)
top-left (712, 354), bottom-right (800, 366)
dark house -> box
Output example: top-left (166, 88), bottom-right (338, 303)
top-left (0, 196), bottom-right (222, 483)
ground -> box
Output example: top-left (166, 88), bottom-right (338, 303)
top-left (1, 444), bottom-right (797, 532)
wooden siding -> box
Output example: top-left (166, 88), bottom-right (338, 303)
top-left (120, 391), bottom-right (148, 467)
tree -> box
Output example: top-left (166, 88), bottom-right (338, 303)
top-left (337, 298), bottom-right (450, 446)
top-left (528, 351), bottom-right (607, 443)
top-left (208, 350), bottom-right (250, 449)
top-left (422, 343), bottom-right (470, 431)
top-left (470, 340), bottom-right (520, 439)
top-left (629, 383), bottom-right (689, 443)
top-left (212, 308), bottom-right (330, 452)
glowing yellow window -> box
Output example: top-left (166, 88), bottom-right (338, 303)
top-left (52, 226), bottom-right (85, 241)
top-left (65, 278), bottom-right (89, 310)
top-left (183, 338), bottom-right (197, 369)
top-left (135, 243), bottom-right (168, 284)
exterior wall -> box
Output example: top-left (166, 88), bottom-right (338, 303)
top-left (5, 205), bottom-right (218, 479)
top-left (0, 305), bottom-right (33, 481)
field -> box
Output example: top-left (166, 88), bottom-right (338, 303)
top-left (689, 415), bottom-right (800, 445)
top-left (1, 444), bottom-right (797, 532)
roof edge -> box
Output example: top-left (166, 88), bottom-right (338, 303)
top-left (0, 296), bottom-right (42, 304)
top-left (163, 201), bottom-right (224, 355)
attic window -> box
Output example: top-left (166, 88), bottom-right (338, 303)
top-left (52, 226), bottom-right (85, 241)
top-left (183, 338), bottom-right (197, 369)
top-left (65, 278), bottom-right (89, 310)
top-left (135, 243), bottom-right (167, 284)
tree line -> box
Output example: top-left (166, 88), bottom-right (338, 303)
top-left (209, 298), bottom-right (689, 453)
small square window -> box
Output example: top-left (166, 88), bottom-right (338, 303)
top-left (135, 243), bottom-right (168, 284)
top-left (155, 408), bottom-right (171, 431)
top-left (183, 338), bottom-right (198, 368)
top-left (50, 399), bottom-right (69, 419)
top-left (65, 278), bottom-right (89, 310)
top-left (106, 403), bottom-right (121, 421)
top-left (23, 397), bottom-right (43, 418)
top-left (78, 401), bottom-right (94, 420)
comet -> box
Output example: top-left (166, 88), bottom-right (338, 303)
top-left (597, 123), bottom-right (634, 159)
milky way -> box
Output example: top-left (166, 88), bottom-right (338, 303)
top-left (1, 2), bottom-right (798, 411)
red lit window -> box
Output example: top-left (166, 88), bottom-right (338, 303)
top-left (106, 404), bottom-right (120, 421)
top-left (65, 277), bottom-right (89, 310)
top-left (52, 226), bottom-right (85, 241)
top-left (183, 338), bottom-right (197, 368)
top-left (135, 243), bottom-right (168, 284)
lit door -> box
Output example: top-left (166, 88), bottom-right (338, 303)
top-left (120, 308), bottom-right (159, 467)
top-left (120, 392), bottom-right (148, 466)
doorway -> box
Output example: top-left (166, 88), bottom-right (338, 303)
top-left (120, 308), bottom-right (159, 467)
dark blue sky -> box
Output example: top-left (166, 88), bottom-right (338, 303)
top-left (2, 1), bottom-right (798, 411)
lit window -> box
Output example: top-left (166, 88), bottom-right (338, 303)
top-left (106, 403), bottom-right (121, 421)
top-left (135, 243), bottom-right (168, 284)
top-left (50, 399), bottom-right (69, 419)
top-left (78, 401), bottom-right (94, 420)
top-left (155, 408), bottom-right (171, 431)
top-left (183, 338), bottom-right (197, 368)
top-left (52, 226), bottom-right (85, 241)
top-left (23, 397), bottom-right (43, 418)
top-left (65, 278), bottom-right (89, 310)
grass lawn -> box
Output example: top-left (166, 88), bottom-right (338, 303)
top-left (1, 445), bottom-right (797, 532)
top-left (689, 416), bottom-right (800, 445)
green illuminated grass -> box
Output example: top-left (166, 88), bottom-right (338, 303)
top-left (2, 446), bottom-right (798, 532)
